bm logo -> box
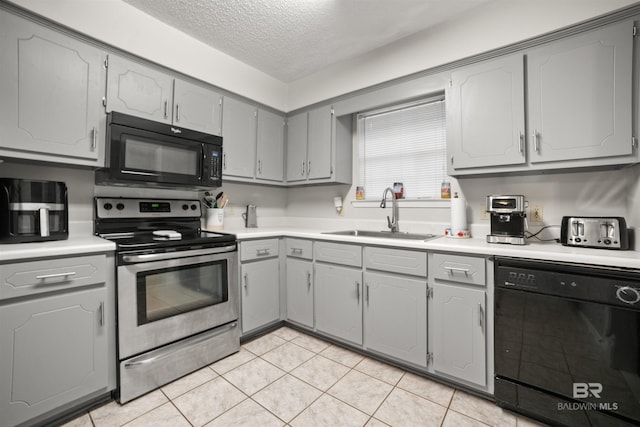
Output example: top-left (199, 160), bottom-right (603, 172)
top-left (573, 383), bottom-right (602, 399)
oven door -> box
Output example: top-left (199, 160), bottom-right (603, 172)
top-left (495, 287), bottom-right (640, 426)
top-left (117, 247), bottom-right (238, 359)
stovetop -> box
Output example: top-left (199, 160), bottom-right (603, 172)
top-left (94, 197), bottom-right (236, 252)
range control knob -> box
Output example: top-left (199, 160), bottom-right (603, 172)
top-left (616, 286), bottom-right (640, 305)
top-left (103, 203), bottom-right (113, 211)
top-left (190, 204), bottom-right (198, 210)
top-left (116, 203), bottom-right (125, 211)
top-left (182, 204), bottom-right (189, 210)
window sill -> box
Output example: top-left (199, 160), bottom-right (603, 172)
top-left (351, 199), bottom-right (450, 208)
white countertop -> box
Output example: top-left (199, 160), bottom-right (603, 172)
top-left (224, 226), bottom-right (640, 269)
top-left (0, 235), bottom-right (116, 262)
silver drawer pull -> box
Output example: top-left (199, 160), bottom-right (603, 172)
top-left (256, 249), bottom-right (271, 256)
top-left (291, 248), bottom-right (303, 255)
top-left (444, 266), bottom-right (469, 276)
top-left (35, 271), bottom-right (77, 280)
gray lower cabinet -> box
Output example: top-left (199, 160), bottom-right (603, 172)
top-left (314, 263), bottom-right (363, 345)
top-left (0, 253), bottom-right (114, 427)
top-left (240, 258), bottom-right (281, 334)
top-left (429, 253), bottom-right (487, 388)
top-left (0, 10), bottom-right (105, 167)
top-left (240, 239), bottom-right (281, 334)
top-left (286, 258), bottom-right (314, 328)
top-left (363, 272), bottom-right (427, 367)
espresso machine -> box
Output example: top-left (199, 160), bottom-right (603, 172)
top-left (486, 195), bottom-right (527, 245)
top-left (0, 178), bottom-right (69, 243)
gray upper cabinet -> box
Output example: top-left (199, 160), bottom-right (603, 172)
top-left (222, 96), bottom-right (257, 179)
top-left (447, 54), bottom-right (526, 171)
top-left (447, 20), bottom-right (635, 175)
top-left (0, 11), bottom-right (105, 166)
top-left (285, 105), bottom-right (352, 185)
top-left (256, 109), bottom-right (285, 182)
top-left (106, 54), bottom-right (222, 134)
top-left (527, 20), bottom-right (633, 164)
top-left (307, 106), bottom-right (333, 180)
top-left (286, 111), bottom-right (309, 183)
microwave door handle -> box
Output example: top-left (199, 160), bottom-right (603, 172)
top-left (39, 207), bottom-right (50, 237)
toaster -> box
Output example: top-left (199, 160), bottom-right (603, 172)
top-left (560, 216), bottom-right (629, 250)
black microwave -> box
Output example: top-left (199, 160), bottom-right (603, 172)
top-left (96, 112), bottom-right (223, 189)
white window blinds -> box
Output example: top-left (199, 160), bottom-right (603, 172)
top-left (358, 97), bottom-right (446, 200)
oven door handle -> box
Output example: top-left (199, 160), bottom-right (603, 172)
top-left (123, 322), bottom-right (238, 369)
top-left (121, 245), bottom-right (236, 263)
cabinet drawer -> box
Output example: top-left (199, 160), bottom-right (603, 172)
top-left (240, 238), bottom-right (279, 261)
top-left (432, 253), bottom-right (486, 286)
top-left (0, 254), bottom-right (107, 300)
top-left (315, 241), bottom-right (362, 267)
top-left (364, 247), bottom-right (427, 277)
top-left (286, 238), bottom-right (313, 260)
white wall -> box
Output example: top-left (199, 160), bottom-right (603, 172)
top-left (287, 0), bottom-right (638, 110)
top-left (6, 0), bottom-right (289, 111)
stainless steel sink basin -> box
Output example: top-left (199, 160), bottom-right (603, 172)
top-left (322, 230), bottom-right (438, 241)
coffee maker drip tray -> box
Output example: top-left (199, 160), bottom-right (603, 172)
top-left (487, 234), bottom-right (527, 245)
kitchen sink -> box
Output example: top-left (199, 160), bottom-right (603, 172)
top-left (322, 230), bottom-right (438, 241)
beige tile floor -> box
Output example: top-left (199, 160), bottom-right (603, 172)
top-left (63, 327), bottom-right (548, 427)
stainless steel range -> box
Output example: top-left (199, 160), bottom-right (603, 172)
top-left (95, 197), bottom-right (239, 403)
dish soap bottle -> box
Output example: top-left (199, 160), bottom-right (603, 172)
top-left (441, 180), bottom-right (451, 199)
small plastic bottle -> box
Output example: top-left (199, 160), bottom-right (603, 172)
top-left (441, 180), bottom-right (451, 199)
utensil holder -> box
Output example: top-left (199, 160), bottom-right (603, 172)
top-left (205, 208), bottom-right (224, 230)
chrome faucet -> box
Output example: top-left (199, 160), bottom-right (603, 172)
top-left (380, 187), bottom-right (399, 232)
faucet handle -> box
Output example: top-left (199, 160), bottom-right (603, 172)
top-left (387, 216), bottom-right (392, 229)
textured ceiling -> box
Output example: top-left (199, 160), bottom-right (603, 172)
top-left (122, 0), bottom-right (490, 82)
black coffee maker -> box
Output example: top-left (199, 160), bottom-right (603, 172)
top-left (0, 178), bottom-right (69, 243)
top-left (486, 195), bottom-right (527, 245)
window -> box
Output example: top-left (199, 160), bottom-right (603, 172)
top-left (357, 96), bottom-right (446, 200)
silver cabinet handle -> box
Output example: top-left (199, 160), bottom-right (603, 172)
top-left (258, 159), bottom-right (262, 174)
top-left (36, 271), bottom-right (77, 280)
top-left (99, 301), bottom-right (105, 327)
top-left (164, 100), bottom-right (168, 119)
top-left (244, 273), bottom-right (249, 295)
top-left (175, 103), bottom-right (180, 122)
top-left (92, 126), bottom-right (97, 151)
top-left (223, 153), bottom-right (227, 169)
top-left (301, 160), bottom-right (305, 176)
top-left (365, 283), bottom-right (370, 306)
top-left (478, 303), bottom-right (484, 328)
top-left (532, 129), bottom-right (540, 152)
top-left (307, 160), bottom-right (311, 176)
top-left (256, 248), bottom-right (271, 256)
top-left (519, 132), bottom-right (524, 154)
top-left (444, 266), bottom-right (469, 276)
top-left (307, 271), bottom-right (312, 290)
top-left (355, 281), bottom-right (360, 302)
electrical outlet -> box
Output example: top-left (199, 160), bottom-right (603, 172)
top-left (480, 204), bottom-right (490, 220)
top-left (531, 205), bottom-right (543, 223)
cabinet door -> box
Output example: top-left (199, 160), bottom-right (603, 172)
top-left (307, 105), bottom-right (333, 180)
top-left (286, 258), bottom-right (313, 328)
top-left (106, 54), bottom-right (173, 124)
top-left (173, 79), bottom-right (222, 135)
top-left (241, 259), bottom-right (280, 333)
top-left (222, 97), bottom-right (257, 179)
top-left (256, 109), bottom-right (285, 182)
top-left (431, 283), bottom-right (486, 387)
top-left (0, 12), bottom-right (104, 162)
top-left (314, 263), bottom-right (362, 345)
top-left (0, 288), bottom-right (108, 427)
top-left (447, 55), bottom-right (526, 170)
top-left (364, 272), bottom-right (427, 367)
top-left (286, 112), bottom-right (308, 182)
top-left (527, 21), bottom-right (633, 163)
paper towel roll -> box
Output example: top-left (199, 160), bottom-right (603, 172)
top-left (450, 193), bottom-right (467, 233)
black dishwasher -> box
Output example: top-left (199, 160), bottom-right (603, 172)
top-left (494, 257), bottom-right (640, 427)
